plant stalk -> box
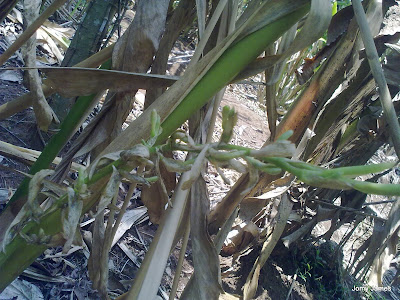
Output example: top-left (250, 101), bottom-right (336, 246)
top-left (352, 0), bottom-right (400, 158)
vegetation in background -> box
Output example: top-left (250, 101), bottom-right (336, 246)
top-left (0, 0), bottom-right (399, 299)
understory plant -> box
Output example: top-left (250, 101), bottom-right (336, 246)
top-left (0, 0), bottom-right (399, 299)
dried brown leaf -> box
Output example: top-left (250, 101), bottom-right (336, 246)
top-left (243, 194), bottom-right (293, 300)
top-left (61, 187), bottom-right (83, 253)
top-left (43, 67), bottom-right (179, 97)
top-left (181, 145), bottom-right (210, 190)
top-left (249, 140), bottom-right (296, 158)
top-left (111, 207), bottom-right (147, 247)
top-left (94, 166), bottom-right (120, 217)
top-left (181, 177), bottom-right (223, 299)
top-left (247, 174), bottom-right (295, 200)
top-left (27, 169), bottom-right (54, 207)
top-left (87, 212), bottom-right (106, 294)
top-left (240, 165), bottom-right (259, 196)
top-left (221, 222), bottom-right (259, 256)
top-left (120, 144), bottom-right (151, 164)
top-left (0, 278), bottom-right (44, 299)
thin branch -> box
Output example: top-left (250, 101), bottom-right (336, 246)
top-left (169, 222), bottom-right (190, 300)
top-left (352, 0), bottom-right (400, 158)
top-left (363, 199), bottom-right (396, 206)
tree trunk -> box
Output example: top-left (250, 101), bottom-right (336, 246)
top-left (0, 0), bottom-right (17, 24)
top-left (51, 0), bottom-right (120, 122)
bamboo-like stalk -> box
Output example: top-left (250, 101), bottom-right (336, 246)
top-left (352, 0), bottom-right (400, 158)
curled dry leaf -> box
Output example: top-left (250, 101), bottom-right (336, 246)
top-left (221, 222), bottom-right (260, 256)
top-left (27, 169), bottom-right (55, 200)
top-left (61, 187), bottom-right (83, 253)
top-left (120, 144), bottom-right (151, 165)
top-left (159, 154), bottom-right (192, 173)
top-left (228, 158), bottom-right (247, 174)
top-left (94, 166), bottom-right (120, 217)
top-left (240, 165), bottom-right (259, 196)
top-left (27, 169), bottom-right (54, 216)
top-left (141, 153), bottom-right (176, 224)
top-left (249, 140), bottom-right (296, 158)
top-left (181, 144), bottom-right (210, 190)
top-left (42, 67), bottom-right (179, 97)
top-left (119, 170), bottom-right (151, 186)
top-left (0, 168), bottom-right (55, 251)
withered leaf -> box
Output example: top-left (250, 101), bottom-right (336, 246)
top-left (61, 187), bottom-right (83, 253)
top-left (42, 67), bottom-right (179, 97)
top-left (181, 145), bottom-right (210, 190)
top-left (95, 166), bottom-right (120, 217)
top-left (159, 154), bottom-right (192, 173)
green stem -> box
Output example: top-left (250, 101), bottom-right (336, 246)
top-left (352, 0), bottom-right (400, 158)
top-left (320, 162), bottom-right (395, 178)
top-left (86, 159), bottom-right (123, 185)
top-left (347, 179), bottom-right (400, 196)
